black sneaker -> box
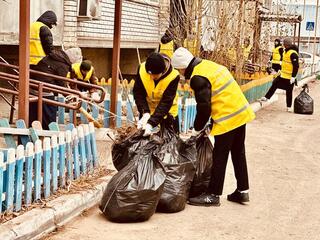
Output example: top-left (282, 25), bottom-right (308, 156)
top-left (188, 193), bottom-right (220, 207)
top-left (227, 189), bottom-right (249, 204)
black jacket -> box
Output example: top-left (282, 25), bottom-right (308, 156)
top-left (31, 50), bottom-right (71, 89)
top-left (37, 11), bottom-right (57, 56)
top-left (185, 58), bottom-right (212, 131)
top-left (133, 65), bottom-right (180, 127)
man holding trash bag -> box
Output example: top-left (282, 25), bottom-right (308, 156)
top-left (171, 47), bottom-right (255, 206)
top-left (133, 52), bottom-right (180, 136)
top-left (261, 38), bottom-right (299, 112)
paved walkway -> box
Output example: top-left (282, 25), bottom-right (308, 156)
top-left (44, 81), bottom-right (320, 240)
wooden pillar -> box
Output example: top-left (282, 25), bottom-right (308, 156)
top-left (18, 0), bottom-right (30, 126)
top-left (110, 0), bottom-right (123, 127)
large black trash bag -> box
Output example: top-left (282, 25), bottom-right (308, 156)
top-left (111, 129), bottom-right (145, 171)
top-left (189, 130), bottom-right (214, 198)
top-left (156, 121), bottom-right (197, 213)
top-left (100, 138), bottom-right (166, 223)
top-left (294, 84), bottom-right (314, 115)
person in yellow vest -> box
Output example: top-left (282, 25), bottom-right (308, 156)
top-left (184, 32), bottom-right (198, 56)
top-left (133, 52), bottom-right (180, 136)
top-left (69, 60), bottom-right (98, 92)
top-left (242, 38), bottom-right (252, 62)
top-left (270, 38), bottom-right (284, 72)
top-left (261, 38), bottom-right (299, 112)
top-left (159, 29), bottom-right (175, 58)
top-left (30, 11), bottom-right (57, 67)
top-left (171, 47), bottom-right (255, 206)
top-left (30, 50), bottom-right (71, 129)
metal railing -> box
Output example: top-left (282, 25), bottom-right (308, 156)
top-left (0, 62), bottom-right (106, 126)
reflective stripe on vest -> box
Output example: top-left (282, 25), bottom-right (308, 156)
top-left (159, 41), bottom-right (174, 58)
top-left (139, 62), bottom-right (179, 117)
top-left (191, 60), bottom-right (255, 135)
top-left (280, 49), bottom-right (298, 79)
top-left (72, 62), bottom-right (93, 82)
top-left (214, 104), bottom-right (249, 123)
top-left (212, 78), bottom-right (234, 96)
top-left (272, 46), bottom-right (282, 64)
top-left (30, 22), bottom-right (47, 65)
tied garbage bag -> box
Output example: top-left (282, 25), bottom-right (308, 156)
top-left (294, 84), bottom-right (314, 115)
top-left (189, 130), bottom-right (214, 198)
top-left (156, 121), bottom-right (197, 213)
top-left (100, 138), bottom-right (166, 222)
top-left (111, 129), bottom-right (145, 171)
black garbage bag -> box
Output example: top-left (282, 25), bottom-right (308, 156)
top-left (156, 121), bottom-right (197, 213)
top-left (111, 129), bottom-right (145, 171)
top-left (294, 84), bottom-right (314, 115)
top-left (100, 138), bottom-right (166, 223)
top-left (189, 130), bottom-right (214, 198)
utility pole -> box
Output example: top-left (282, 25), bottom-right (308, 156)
top-left (303, 0), bottom-right (306, 19)
top-left (110, 0), bottom-right (122, 127)
top-left (19, 0), bottom-right (30, 126)
top-left (276, 0), bottom-right (279, 36)
top-left (235, 0), bottom-right (244, 83)
top-left (312, 0), bottom-right (319, 73)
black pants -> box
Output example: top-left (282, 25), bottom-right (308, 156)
top-left (271, 63), bottom-right (281, 72)
top-left (265, 76), bottom-right (294, 108)
top-left (29, 95), bottom-right (57, 130)
top-left (208, 124), bottom-right (249, 195)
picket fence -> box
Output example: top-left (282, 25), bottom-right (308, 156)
top-left (0, 122), bottom-right (98, 213)
top-left (57, 92), bottom-right (198, 133)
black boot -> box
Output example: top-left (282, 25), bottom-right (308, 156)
top-left (188, 193), bottom-right (220, 207)
top-left (227, 189), bottom-right (249, 204)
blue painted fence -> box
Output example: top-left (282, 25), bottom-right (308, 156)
top-left (57, 93), bottom-right (198, 133)
top-left (0, 122), bottom-right (98, 213)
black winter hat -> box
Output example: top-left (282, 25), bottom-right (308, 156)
top-left (145, 52), bottom-right (166, 74)
top-left (37, 10), bottom-right (57, 29)
top-left (80, 60), bottom-right (92, 71)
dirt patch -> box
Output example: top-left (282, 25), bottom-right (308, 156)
top-left (43, 81), bottom-right (320, 240)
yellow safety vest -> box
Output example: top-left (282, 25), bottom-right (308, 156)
top-left (280, 49), bottom-right (298, 80)
top-left (139, 62), bottom-right (179, 117)
top-left (184, 38), bottom-right (198, 56)
top-left (242, 45), bottom-right (252, 60)
top-left (227, 48), bottom-right (237, 64)
top-left (29, 22), bottom-right (47, 65)
top-left (159, 40), bottom-right (174, 58)
top-left (272, 46), bottom-right (282, 64)
top-left (71, 62), bottom-right (94, 82)
top-left (191, 60), bottom-right (255, 135)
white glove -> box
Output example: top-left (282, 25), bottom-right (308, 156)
top-left (191, 128), bottom-right (200, 137)
top-left (208, 135), bottom-right (215, 147)
top-left (137, 113), bottom-right (150, 129)
top-left (143, 123), bottom-right (153, 137)
top-left (290, 77), bottom-right (296, 84)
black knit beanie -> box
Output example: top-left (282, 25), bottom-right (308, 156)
top-left (80, 60), bottom-right (92, 71)
top-left (145, 52), bottom-right (166, 74)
